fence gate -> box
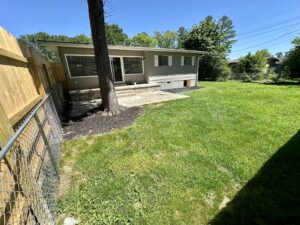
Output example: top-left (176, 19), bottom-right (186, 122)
top-left (0, 92), bottom-right (62, 225)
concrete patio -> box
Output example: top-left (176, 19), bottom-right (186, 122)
top-left (68, 91), bottom-right (188, 118)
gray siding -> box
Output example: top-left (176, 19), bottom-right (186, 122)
top-left (144, 52), bottom-right (198, 76)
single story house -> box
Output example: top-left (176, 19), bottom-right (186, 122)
top-left (40, 41), bottom-right (205, 97)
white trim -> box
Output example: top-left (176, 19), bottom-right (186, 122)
top-left (110, 56), bottom-right (125, 83)
top-left (64, 54), bottom-right (98, 79)
top-left (168, 55), bottom-right (172, 66)
top-left (196, 56), bottom-right (200, 86)
top-left (181, 56), bottom-right (194, 66)
top-left (40, 41), bottom-right (206, 54)
top-left (121, 56), bottom-right (145, 76)
top-left (64, 54), bottom-right (144, 83)
top-left (157, 55), bottom-right (170, 67)
top-left (154, 55), bottom-right (159, 67)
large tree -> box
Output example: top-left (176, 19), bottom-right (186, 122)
top-left (177, 27), bottom-right (188, 49)
top-left (282, 37), bottom-right (300, 79)
top-left (87, 0), bottom-right (120, 115)
top-left (184, 16), bottom-right (236, 55)
top-left (105, 23), bottom-right (129, 46)
top-left (154, 31), bottom-right (178, 49)
top-left (238, 49), bottom-right (270, 74)
top-left (131, 32), bottom-right (157, 47)
top-left (184, 16), bottom-right (236, 80)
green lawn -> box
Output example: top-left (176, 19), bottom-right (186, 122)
top-left (58, 82), bottom-right (300, 225)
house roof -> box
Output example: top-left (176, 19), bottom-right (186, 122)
top-left (38, 40), bottom-right (207, 55)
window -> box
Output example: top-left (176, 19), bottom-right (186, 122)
top-left (66, 55), bottom-right (97, 77)
top-left (123, 57), bottom-right (143, 74)
top-left (159, 55), bottom-right (169, 66)
top-left (181, 56), bottom-right (195, 66)
top-left (184, 56), bottom-right (192, 66)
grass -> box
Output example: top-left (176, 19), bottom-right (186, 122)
top-left (58, 81), bottom-right (300, 225)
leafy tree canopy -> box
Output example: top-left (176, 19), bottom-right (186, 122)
top-left (238, 49), bottom-right (271, 74)
top-left (19, 32), bottom-right (92, 46)
top-left (282, 37), bottom-right (300, 79)
top-left (105, 23), bottom-right (129, 46)
top-left (154, 31), bottom-right (178, 49)
top-left (184, 16), bottom-right (236, 55)
top-left (177, 27), bottom-right (189, 49)
top-left (130, 32), bottom-right (157, 47)
top-left (291, 37), bottom-right (300, 46)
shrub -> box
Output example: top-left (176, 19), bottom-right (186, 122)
top-left (198, 54), bottom-right (231, 81)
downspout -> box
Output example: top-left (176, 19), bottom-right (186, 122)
top-left (196, 55), bottom-right (200, 87)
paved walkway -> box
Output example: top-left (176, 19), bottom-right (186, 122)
top-left (68, 91), bottom-right (188, 118)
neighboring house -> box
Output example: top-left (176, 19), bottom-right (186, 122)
top-left (229, 57), bottom-right (281, 76)
top-left (40, 41), bottom-right (205, 93)
top-left (228, 60), bottom-right (239, 74)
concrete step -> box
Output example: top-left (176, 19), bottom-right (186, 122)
top-left (116, 90), bottom-right (136, 98)
top-left (69, 83), bottom-right (162, 102)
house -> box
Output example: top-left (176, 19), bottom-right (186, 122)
top-left (228, 60), bottom-right (239, 74)
top-left (40, 41), bottom-right (205, 100)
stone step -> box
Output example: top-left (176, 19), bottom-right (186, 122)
top-left (69, 83), bottom-right (161, 102)
top-left (116, 90), bottom-right (136, 95)
top-left (116, 91), bottom-right (136, 98)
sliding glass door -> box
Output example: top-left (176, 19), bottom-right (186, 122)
top-left (110, 57), bottom-right (124, 83)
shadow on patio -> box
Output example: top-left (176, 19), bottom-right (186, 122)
top-left (210, 130), bottom-right (300, 225)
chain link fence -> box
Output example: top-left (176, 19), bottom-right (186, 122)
top-left (0, 91), bottom-right (62, 225)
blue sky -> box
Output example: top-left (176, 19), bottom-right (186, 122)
top-left (1, 0), bottom-right (300, 59)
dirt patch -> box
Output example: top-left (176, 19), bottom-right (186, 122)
top-left (62, 106), bottom-right (144, 140)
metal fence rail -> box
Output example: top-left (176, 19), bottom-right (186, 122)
top-left (0, 91), bottom-right (62, 225)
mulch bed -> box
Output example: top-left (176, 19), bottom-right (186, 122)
top-left (62, 106), bottom-right (144, 140)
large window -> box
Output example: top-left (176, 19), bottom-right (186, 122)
top-left (159, 55), bottom-right (169, 66)
top-left (66, 55), bottom-right (97, 77)
top-left (123, 57), bottom-right (143, 74)
top-left (184, 56), bottom-right (192, 66)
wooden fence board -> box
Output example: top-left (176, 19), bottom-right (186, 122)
top-left (0, 27), bottom-right (65, 225)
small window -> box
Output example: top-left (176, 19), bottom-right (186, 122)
top-left (159, 55), bottom-right (169, 66)
top-left (66, 55), bottom-right (97, 77)
top-left (184, 56), bottom-right (192, 66)
top-left (123, 57), bottom-right (143, 74)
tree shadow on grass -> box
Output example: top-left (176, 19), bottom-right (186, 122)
top-left (210, 130), bottom-right (300, 225)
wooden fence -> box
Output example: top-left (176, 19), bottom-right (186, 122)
top-left (0, 26), bottom-right (64, 133)
top-left (0, 26), bottom-right (65, 224)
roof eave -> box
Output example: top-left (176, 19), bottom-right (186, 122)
top-left (38, 41), bottom-right (207, 55)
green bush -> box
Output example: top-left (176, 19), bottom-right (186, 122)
top-left (198, 54), bottom-right (231, 81)
top-left (242, 74), bottom-right (252, 82)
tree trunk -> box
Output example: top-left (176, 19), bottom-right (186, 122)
top-left (87, 0), bottom-right (120, 115)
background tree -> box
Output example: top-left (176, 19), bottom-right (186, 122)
top-left (282, 37), bottom-right (300, 80)
top-left (87, 0), bottom-right (120, 115)
top-left (291, 37), bottom-right (300, 46)
top-left (198, 54), bottom-right (231, 81)
top-left (154, 31), bottom-right (178, 49)
top-left (238, 49), bottom-right (270, 74)
top-left (177, 27), bottom-right (188, 49)
top-left (184, 16), bottom-right (236, 55)
top-left (131, 32), bottom-right (157, 47)
top-left (105, 23), bottom-right (129, 45)
top-left (19, 32), bottom-right (92, 60)
top-left (184, 16), bottom-right (236, 80)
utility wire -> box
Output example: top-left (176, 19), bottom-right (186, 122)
top-left (232, 28), bottom-right (300, 53)
top-left (235, 5), bottom-right (300, 29)
top-left (237, 16), bottom-right (300, 37)
top-left (236, 22), bottom-right (300, 41)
